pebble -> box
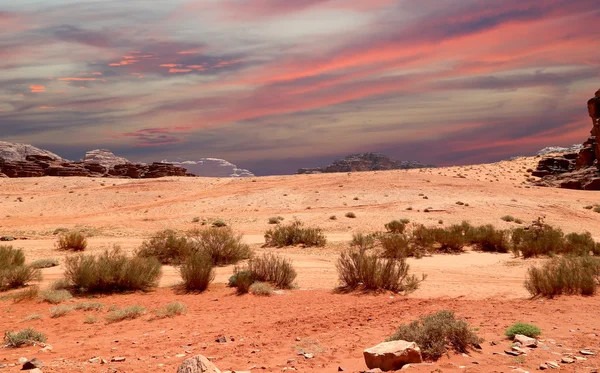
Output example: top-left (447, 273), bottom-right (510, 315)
top-left (581, 350), bottom-right (595, 355)
top-left (111, 357), bottom-right (126, 362)
top-left (175, 354), bottom-right (186, 358)
top-left (18, 358), bottom-right (28, 365)
top-left (338, 367), bottom-right (345, 371)
top-left (561, 357), bottom-right (574, 364)
top-left (546, 361), bottom-right (560, 369)
top-left (539, 363), bottom-right (548, 370)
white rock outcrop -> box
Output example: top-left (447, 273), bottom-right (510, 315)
top-left (162, 158), bottom-right (254, 177)
top-left (83, 149), bottom-right (129, 170)
top-left (0, 141), bottom-right (64, 162)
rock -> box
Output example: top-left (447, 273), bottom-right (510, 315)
top-left (111, 357), bottom-right (126, 362)
top-left (22, 358), bottom-right (42, 370)
top-left (539, 363), bottom-right (548, 370)
top-left (514, 334), bottom-right (538, 347)
top-left (303, 353), bottom-right (313, 359)
top-left (338, 367), bottom-right (345, 371)
top-left (0, 172), bottom-right (7, 178)
top-left (505, 350), bottom-right (522, 356)
top-left (580, 349), bottom-right (595, 355)
top-left (575, 356), bottom-right (586, 361)
top-left (363, 340), bottom-right (423, 371)
top-left (89, 357), bottom-right (101, 363)
top-left (215, 336), bottom-right (228, 343)
top-left (0, 141), bottom-right (63, 162)
top-left (297, 153), bottom-right (435, 174)
top-left (39, 345), bottom-right (52, 353)
top-left (18, 358), bottom-right (28, 364)
top-left (537, 145), bottom-right (584, 156)
top-left (163, 158), bottom-right (255, 177)
top-left (511, 369), bottom-right (529, 373)
top-left (177, 355), bottom-right (222, 373)
top-left (83, 149), bottom-right (129, 171)
top-left (561, 357), bottom-right (574, 364)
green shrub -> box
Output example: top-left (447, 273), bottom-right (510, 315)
top-left (268, 216), bottom-right (284, 224)
top-left (564, 232), bottom-right (598, 255)
top-left (511, 225), bottom-right (564, 258)
top-left (501, 215), bottom-right (515, 222)
top-left (180, 252), bottom-right (214, 292)
top-left (387, 310), bottom-right (482, 360)
top-left (247, 253), bottom-right (297, 289)
top-left (4, 327), bottom-right (47, 347)
top-left (83, 315), bottom-right (98, 324)
top-left (505, 323), bottom-right (541, 339)
top-left (228, 269), bottom-right (254, 294)
top-left (250, 282), bottom-right (274, 296)
top-left (56, 231), bottom-right (87, 251)
top-left (188, 227), bottom-right (252, 266)
top-left (350, 233), bottom-right (376, 252)
top-left (74, 302), bottom-right (104, 311)
top-left (379, 233), bottom-right (418, 258)
top-left (105, 305), bottom-right (146, 323)
top-left (137, 229), bottom-right (193, 264)
top-left (469, 225), bottom-right (510, 253)
top-left (30, 258), bottom-right (60, 269)
top-left (50, 305), bottom-right (74, 318)
top-left (64, 246), bottom-right (161, 294)
top-left (336, 249), bottom-right (425, 293)
top-left (212, 219), bottom-right (227, 228)
top-left (0, 245), bottom-right (41, 291)
top-left (264, 221), bottom-right (326, 247)
top-left (385, 220), bottom-right (407, 234)
top-left (345, 212), bottom-right (357, 218)
top-left (154, 302), bottom-right (187, 318)
top-left (38, 289), bottom-right (72, 304)
top-left (524, 256), bottom-right (600, 297)
top-left (0, 245), bottom-right (25, 268)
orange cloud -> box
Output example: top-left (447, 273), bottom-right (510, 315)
top-left (57, 77), bottom-right (99, 81)
top-left (29, 85), bottom-right (46, 93)
top-left (169, 68), bottom-right (192, 73)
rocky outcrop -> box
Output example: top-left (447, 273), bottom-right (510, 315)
top-left (536, 144), bottom-right (583, 156)
top-left (83, 149), bottom-right (129, 171)
top-left (162, 158), bottom-right (255, 177)
top-left (0, 141), bottom-right (63, 162)
top-left (363, 340), bottom-right (423, 371)
top-left (177, 355), bottom-right (221, 373)
top-left (531, 89), bottom-right (600, 190)
top-left (297, 153), bottom-right (435, 174)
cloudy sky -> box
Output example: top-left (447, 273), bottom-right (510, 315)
top-left (1, 0), bottom-right (598, 175)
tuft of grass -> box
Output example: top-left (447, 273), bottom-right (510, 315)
top-left (264, 221), bottom-right (326, 247)
top-left (250, 282), bottom-right (274, 296)
top-left (345, 212), bottom-right (357, 219)
top-left (525, 256), bottom-right (600, 298)
top-left (268, 216), bottom-right (285, 224)
top-left (248, 253), bottom-right (297, 289)
top-left (336, 249), bottom-right (425, 293)
top-left (4, 327), bottom-right (47, 348)
top-left (0, 245), bottom-right (41, 291)
top-left (501, 215), bottom-right (516, 223)
top-left (30, 258), bottom-right (60, 269)
top-left (505, 323), bottom-right (541, 339)
top-left (136, 229), bottom-right (193, 265)
top-left (50, 305), bottom-right (74, 318)
top-left (188, 227), bottom-right (252, 266)
top-left (387, 310), bottom-right (482, 361)
top-left (22, 313), bottom-right (42, 322)
top-left (38, 289), bottom-right (72, 304)
top-left (180, 252), bottom-right (214, 292)
top-left (83, 315), bottom-right (98, 324)
top-left (212, 219), bottom-right (227, 228)
top-left (154, 302), bottom-right (187, 318)
top-left (55, 231), bottom-right (87, 251)
top-left (350, 233), bottom-right (376, 252)
top-left (385, 220), bottom-right (408, 234)
top-left (105, 305), bottom-right (146, 323)
top-left (74, 302), bottom-right (104, 311)
top-left (10, 286), bottom-right (40, 303)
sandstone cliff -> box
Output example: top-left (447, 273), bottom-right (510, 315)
top-left (296, 153), bottom-right (435, 174)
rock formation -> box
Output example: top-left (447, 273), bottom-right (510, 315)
top-left (363, 340), bottom-right (423, 371)
top-left (536, 144), bottom-right (583, 156)
top-left (531, 89), bottom-right (600, 190)
top-left (297, 152), bottom-right (435, 174)
top-left (83, 149), bottom-right (129, 171)
top-left (0, 141), bottom-right (64, 162)
top-left (162, 158), bottom-right (255, 177)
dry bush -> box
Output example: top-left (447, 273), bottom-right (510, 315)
top-left (4, 327), bottom-right (47, 348)
top-left (105, 305), bottom-right (146, 323)
top-left (154, 302), bottom-right (187, 318)
top-left (188, 227), bottom-right (252, 266)
top-left (385, 220), bottom-right (408, 234)
top-left (564, 232), bottom-right (599, 256)
top-left (379, 233), bottom-right (417, 258)
top-left (469, 225), bottom-right (510, 253)
top-left (248, 253), bottom-right (297, 289)
top-left (50, 305), bottom-right (74, 318)
top-left (22, 313), bottom-right (42, 321)
top-left (56, 231), bottom-right (87, 251)
top-left (64, 246), bottom-right (161, 294)
top-left (336, 249), bottom-right (425, 293)
top-left (30, 258), bottom-right (59, 269)
top-left (228, 269), bottom-right (254, 294)
top-left (350, 233), bottom-right (376, 251)
top-left (74, 302), bottom-right (104, 311)
top-left (387, 310), bottom-right (482, 360)
top-left (268, 216), bottom-right (284, 224)
top-left (180, 252), bottom-right (214, 292)
top-left (264, 221), bottom-right (326, 247)
top-left (511, 224), bottom-right (565, 258)
top-left (250, 282), bottom-right (274, 296)
top-left (0, 245), bottom-right (41, 291)
top-left (501, 215), bottom-right (515, 222)
top-left (10, 286), bottom-right (39, 303)
top-left (38, 289), bottom-right (72, 304)
top-left (345, 212), bottom-right (357, 218)
top-left (137, 229), bottom-right (193, 264)
top-left (525, 256), bottom-right (600, 297)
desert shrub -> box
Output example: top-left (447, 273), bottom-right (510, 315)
top-left (469, 225), bottom-right (510, 253)
top-left (192, 217), bottom-right (200, 223)
top-left (351, 233), bottom-right (376, 252)
top-left (264, 221), bottom-right (326, 247)
top-left (180, 252), bottom-right (214, 292)
top-left (50, 305), bottom-right (74, 318)
top-left (379, 233), bottom-right (418, 258)
top-left (0, 245), bottom-right (25, 268)
top-left (345, 212), bottom-right (357, 218)
top-left (22, 313), bottom-right (42, 321)
top-left (0, 246), bottom-right (41, 291)
top-left (268, 216), bottom-right (284, 224)
top-left (247, 253), bottom-right (297, 289)
top-left (505, 322), bottom-right (541, 339)
top-left (53, 228), bottom-right (69, 235)
top-left (501, 215), bottom-right (515, 222)
top-left (212, 219), bottom-right (227, 227)
top-left (188, 227), bottom-right (252, 266)
top-left (525, 256), bottom-right (600, 297)
top-left (387, 310), bottom-right (482, 360)
top-left (594, 206), bottom-right (600, 213)
top-left (64, 247), bottom-right (161, 294)
top-left (511, 225), bottom-right (564, 258)
top-left (385, 220), bottom-right (407, 234)
top-left (38, 289), bottom-right (72, 304)
top-left (228, 269), bottom-right (254, 294)
top-left (56, 231), bottom-right (87, 251)
top-left (83, 315), bottom-right (98, 324)
top-left (74, 302), bottom-right (104, 311)
top-left (10, 286), bottom-right (39, 303)
top-left (329, 215), bottom-right (337, 220)
top-left (154, 302), bottom-right (187, 318)
top-left (50, 278), bottom-right (70, 291)
top-left (336, 249), bottom-right (425, 293)
top-left (250, 282), bottom-right (274, 296)
top-left (564, 232), bottom-right (598, 255)
top-left (137, 229), bottom-right (193, 264)
top-left (4, 327), bottom-right (47, 347)
top-left (105, 305), bottom-right (146, 323)
top-left (30, 258), bottom-right (59, 269)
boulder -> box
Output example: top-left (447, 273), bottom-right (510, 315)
top-left (83, 149), bottom-right (129, 171)
top-left (514, 334), bottom-right (537, 347)
top-left (297, 153), bottom-right (435, 174)
top-left (177, 355), bottom-right (221, 373)
top-left (363, 340), bottom-right (423, 371)
top-left (0, 141), bottom-right (64, 162)
top-left (22, 357), bottom-right (43, 370)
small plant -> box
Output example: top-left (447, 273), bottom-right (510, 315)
top-left (105, 305), bottom-right (146, 323)
top-left (268, 216), bottom-right (285, 224)
top-left (329, 215), bottom-right (337, 220)
top-left (192, 217), bottom-right (200, 223)
top-left (74, 302), bottom-right (104, 311)
top-left (350, 232), bottom-right (376, 251)
top-left (387, 310), bottom-right (482, 360)
top-left (53, 228), bottom-right (69, 235)
top-left (250, 282), bottom-right (274, 296)
top-left (180, 252), bottom-right (214, 292)
top-left (455, 201), bottom-right (465, 206)
top-left (56, 231), bottom-right (87, 251)
top-left (38, 289), bottom-right (72, 304)
top-left (265, 221), bottom-right (326, 247)
top-left (594, 206), bottom-right (600, 213)
top-left (22, 313), bottom-right (42, 321)
top-left (212, 219), bottom-right (227, 228)
top-left (385, 220), bottom-right (408, 234)
top-left (0, 245), bottom-right (41, 290)
top-left (4, 327), bottom-right (47, 347)
top-left (50, 305), bottom-right (74, 318)
top-left (505, 323), bottom-right (541, 339)
top-left (83, 315), bottom-right (98, 324)
top-left (525, 256), bottom-right (600, 297)
top-left (154, 302), bottom-right (187, 318)
top-left (188, 227), bottom-right (252, 266)
top-left (345, 212), bottom-right (357, 219)
top-left (228, 270), bottom-right (254, 294)
top-left (501, 215), bottom-right (516, 223)
top-left (248, 253), bottom-right (297, 289)
top-left (30, 258), bottom-right (59, 269)
top-left (137, 230), bottom-right (193, 264)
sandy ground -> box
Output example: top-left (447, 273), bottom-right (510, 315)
top-left (1, 156), bottom-right (599, 372)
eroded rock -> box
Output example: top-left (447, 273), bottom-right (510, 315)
top-left (363, 340), bottom-right (423, 372)
top-left (177, 355), bottom-right (222, 373)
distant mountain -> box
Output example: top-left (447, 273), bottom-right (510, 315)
top-left (296, 152), bottom-right (435, 174)
top-left (161, 158), bottom-right (255, 177)
top-left (536, 144), bottom-right (583, 156)
top-left (0, 141), bottom-right (64, 162)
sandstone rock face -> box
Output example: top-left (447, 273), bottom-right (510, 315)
top-left (536, 144), bottom-right (583, 156)
top-left (177, 355), bottom-right (221, 373)
top-left (83, 149), bottom-right (129, 171)
top-left (163, 158), bottom-right (255, 177)
top-left (297, 153), bottom-right (435, 174)
top-left (363, 340), bottom-right (423, 371)
top-left (0, 141), bottom-right (64, 162)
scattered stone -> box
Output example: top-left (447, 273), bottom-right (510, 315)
top-left (338, 367), bottom-right (345, 371)
top-left (39, 345), bottom-right (52, 353)
top-left (18, 358), bottom-right (28, 365)
top-left (286, 359), bottom-right (296, 364)
top-left (561, 357), bottom-right (574, 364)
top-left (177, 355), bottom-right (222, 373)
top-left (22, 358), bottom-right (42, 370)
top-left (176, 354), bottom-right (187, 358)
top-left (514, 334), bottom-right (538, 348)
top-left (215, 336), bottom-right (228, 343)
top-left (25, 370), bottom-right (42, 373)
top-left (303, 353), bottom-right (314, 359)
top-left (511, 369), bottom-right (529, 373)
top-left (505, 349), bottom-right (522, 356)
top-left (489, 341), bottom-right (498, 346)
top-left (581, 350), bottom-right (595, 355)
top-left (363, 340), bottom-right (423, 371)
top-left (111, 357), bottom-right (126, 362)
top-left (575, 356), bottom-right (586, 361)
top-left (295, 337), bottom-right (301, 342)
top-left (89, 357), bottom-right (101, 363)
top-left (539, 363), bottom-right (548, 370)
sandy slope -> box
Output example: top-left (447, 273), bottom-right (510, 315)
top-left (0, 156), bottom-right (599, 372)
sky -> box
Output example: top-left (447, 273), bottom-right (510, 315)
top-left (1, 0), bottom-right (599, 175)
